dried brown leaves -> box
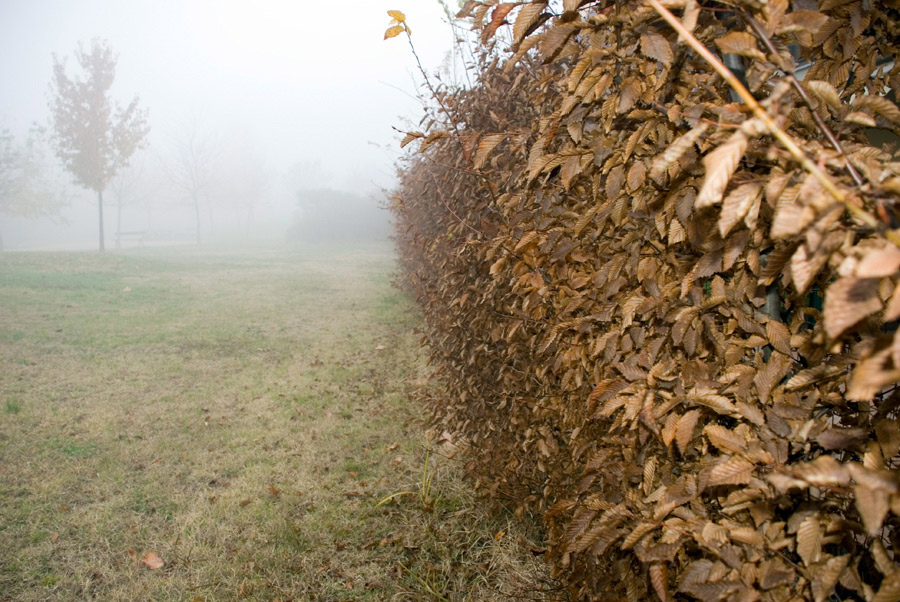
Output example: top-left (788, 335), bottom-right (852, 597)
top-left (393, 1), bottom-right (900, 600)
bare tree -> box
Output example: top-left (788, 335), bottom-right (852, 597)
top-left (161, 114), bottom-right (219, 244)
top-left (48, 38), bottom-right (149, 251)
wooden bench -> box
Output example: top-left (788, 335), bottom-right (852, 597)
top-left (114, 230), bottom-right (148, 248)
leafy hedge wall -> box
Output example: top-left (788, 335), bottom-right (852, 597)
top-left (391, 1), bottom-right (900, 600)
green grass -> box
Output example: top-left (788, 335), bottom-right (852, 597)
top-left (0, 242), bottom-right (556, 601)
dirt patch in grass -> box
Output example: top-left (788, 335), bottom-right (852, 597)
top-left (0, 243), bottom-right (557, 601)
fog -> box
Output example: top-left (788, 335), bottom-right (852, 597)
top-left (0, 0), bottom-right (456, 250)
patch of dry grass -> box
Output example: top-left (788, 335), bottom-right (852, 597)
top-left (0, 243), bottom-right (558, 601)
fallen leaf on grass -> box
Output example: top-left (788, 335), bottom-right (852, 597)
top-left (387, 442), bottom-right (399, 451)
top-left (375, 345), bottom-right (386, 351)
top-left (268, 485), bottom-right (281, 497)
top-left (142, 552), bottom-right (164, 570)
top-left (50, 532), bottom-right (59, 543)
top-left (495, 530), bottom-right (506, 540)
top-left (239, 499), bottom-right (252, 507)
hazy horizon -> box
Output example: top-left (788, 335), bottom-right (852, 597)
top-left (0, 1), bottom-right (460, 250)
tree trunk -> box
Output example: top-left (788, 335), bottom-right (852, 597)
top-left (193, 192), bottom-right (201, 244)
top-left (116, 201), bottom-right (123, 249)
top-left (98, 189), bottom-right (105, 252)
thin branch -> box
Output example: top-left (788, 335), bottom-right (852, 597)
top-left (646, 0), bottom-right (900, 248)
top-left (740, 10), bottom-right (865, 188)
top-left (398, 27), bottom-right (502, 205)
top-left (427, 170), bottom-right (485, 239)
top-left (424, 168), bottom-right (552, 288)
top-left (405, 31), bottom-right (466, 153)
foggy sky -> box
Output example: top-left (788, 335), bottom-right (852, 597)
top-left (0, 0), bottom-right (456, 193)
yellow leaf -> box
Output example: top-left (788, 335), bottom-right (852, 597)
top-left (384, 25), bottom-right (405, 40)
top-left (387, 10), bottom-right (406, 23)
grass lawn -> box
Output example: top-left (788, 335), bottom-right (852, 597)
top-left (0, 242), bottom-right (554, 601)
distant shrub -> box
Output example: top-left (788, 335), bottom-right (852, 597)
top-left (287, 188), bottom-right (391, 243)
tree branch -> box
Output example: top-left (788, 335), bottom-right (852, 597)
top-left (646, 0), bottom-right (900, 248)
top-left (739, 10), bottom-right (865, 188)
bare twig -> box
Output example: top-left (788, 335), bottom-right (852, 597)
top-left (740, 10), bottom-right (865, 188)
top-left (404, 31), bottom-right (466, 153)
top-left (427, 170), bottom-right (485, 239)
top-left (399, 28), bottom-right (503, 205)
top-left (647, 0), bottom-right (900, 248)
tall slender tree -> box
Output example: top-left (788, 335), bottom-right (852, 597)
top-left (48, 38), bottom-right (148, 251)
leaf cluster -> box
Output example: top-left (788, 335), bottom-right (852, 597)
top-left (392, 1), bottom-right (900, 600)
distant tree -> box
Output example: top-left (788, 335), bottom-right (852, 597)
top-left (162, 114), bottom-right (219, 243)
top-left (0, 126), bottom-right (65, 250)
top-left (48, 38), bottom-right (149, 251)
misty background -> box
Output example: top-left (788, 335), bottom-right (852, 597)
top-left (0, 0), bottom-right (458, 249)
